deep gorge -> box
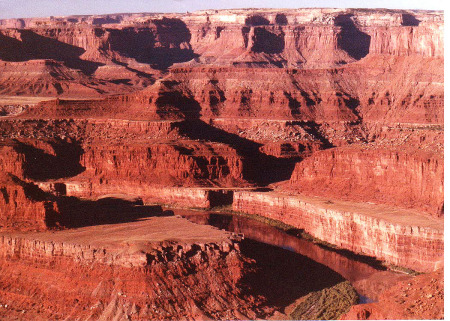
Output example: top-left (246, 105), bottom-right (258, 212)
top-left (0, 7), bottom-right (444, 320)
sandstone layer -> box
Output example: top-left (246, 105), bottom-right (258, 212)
top-left (0, 216), bottom-right (272, 320)
top-left (0, 7), bottom-right (444, 320)
top-left (286, 146), bottom-right (444, 217)
top-left (233, 191), bottom-right (443, 273)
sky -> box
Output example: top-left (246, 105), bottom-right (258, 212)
top-left (0, 0), bottom-right (445, 19)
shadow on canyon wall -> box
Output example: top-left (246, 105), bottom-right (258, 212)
top-left (0, 18), bottom-right (198, 74)
top-left (251, 27), bottom-right (285, 54)
top-left (275, 14), bottom-right (288, 25)
top-left (151, 18), bottom-right (199, 69)
top-left (178, 119), bottom-right (301, 185)
top-left (13, 139), bottom-right (85, 181)
top-left (107, 18), bottom-right (198, 70)
top-left (0, 30), bottom-right (102, 75)
top-left (155, 88), bottom-right (202, 119)
top-left (53, 196), bottom-right (172, 228)
top-left (245, 15), bottom-right (270, 26)
top-left (401, 13), bottom-right (421, 26)
top-left (107, 27), bottom-right (157, 63)
top-left (335, 14), bottom-right (371, 60)
top-left (8, 174), bottom-right (50, 203)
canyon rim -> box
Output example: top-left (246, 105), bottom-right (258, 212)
top-left (0, 3), bottom-right (444, 321)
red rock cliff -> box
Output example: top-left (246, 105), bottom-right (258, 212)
top-left (287, 146), bottom-right (443, 217)
top-left (0, 217), bottom-right (272, 320)
top-left (0, 175), bottom-right (59, 231)
top-left (0, 9), bottom-right (443, 97)
top-left (233, 191), bottom-right (443, 273)
top-left (80, 141), bottom-right (246, 187)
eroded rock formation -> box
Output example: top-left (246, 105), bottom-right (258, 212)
top-left (287, 146), bottom-right (444, 217)
top-left (0, 174), bottom-right (59, 231)
top-left (0, 8), bottom-right (443, 96)
top-left (0, 7), bottom-right (444, 320)
top-left (233, 191), bottom-right (443, 273)
top-left (0, 218), bottom-right (272, 320)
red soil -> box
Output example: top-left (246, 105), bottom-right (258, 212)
top-left (341, 269), bottom-right (444, 320)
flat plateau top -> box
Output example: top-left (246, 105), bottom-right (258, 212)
top-left (1, 216), bottom-right (234, 251)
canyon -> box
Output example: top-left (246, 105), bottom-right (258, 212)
top-left (0, 7), bottom-right (444, 320)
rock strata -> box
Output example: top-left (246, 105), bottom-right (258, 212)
top-left (0, 7), bottom-right (444, 320)
top-left (233, 191), bottom-right (443, 273)
top-left (0, 217), bottom-right (271, 320)
top-left (287, 146), bottom-right (444, 217)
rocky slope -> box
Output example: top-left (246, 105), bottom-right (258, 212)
top-left (0, 217), bottom-right (272, 320)
top-left (341, 269), bottom-right (444, 319)
top-left (0, 7), bottom-right (444, 320)
top-left (0, 8), bottom-right (443, 96)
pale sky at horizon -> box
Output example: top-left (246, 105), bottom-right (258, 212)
top-left (0, 0), bottom-right (445, 20)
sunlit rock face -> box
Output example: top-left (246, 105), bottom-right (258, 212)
top-left (0, 7), bottom-right (444, 321)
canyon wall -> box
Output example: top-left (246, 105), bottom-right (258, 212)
top-left (0, 175), bottom-right (59, 231)
top-left (233, 191), bottom-right (443, 273)
top-left (0, 218), bottom-right (272, 320)
top-left (287, 147), bottom-right (444, 217)
top-left (26, 54), bottom-right (442, 128)
top-left (0, 9), bottom-right (443, 97)
top-left (0, 9), bottom-right (444, 319)
top-left (80, 142), bottom-right (246, 187)
top-left (0, 141), bottom-right (62, 231)
top-left (51, 182), bottom-right (228, 209)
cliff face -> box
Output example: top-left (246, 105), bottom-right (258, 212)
top-left (80, 142), bottom-right (246, 187)
top-left (0, 9), bottom-right (443, 97)
top-left (0, 141), bottom-right (63, 231)
top-left (287, 147), bottom-right (443, 217)
top-left (233, 191), bottom-right (443, 273)
top-left (0, 175), bottom-right (59, 231)
top-left (189, 11), bottom-right (442, 70)
top-left (0, 143), bottom-right (25, 178)
top-left (0, 218), bottom-right (272, 320)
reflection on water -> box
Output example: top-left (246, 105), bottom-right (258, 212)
top-left (177, 210), bottom-right (412, 303)
top-left (239, 237), bottom-right (347, 308)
